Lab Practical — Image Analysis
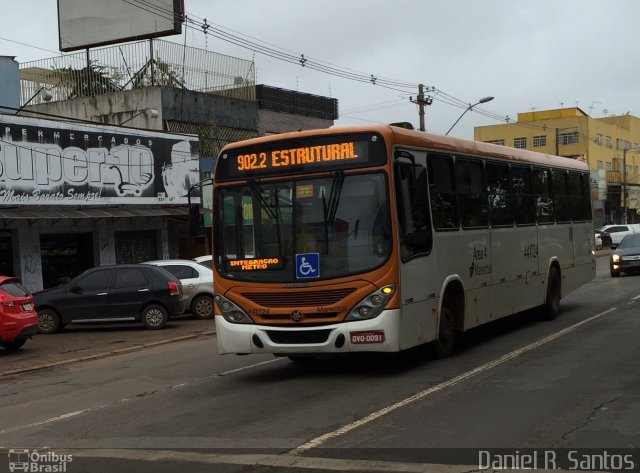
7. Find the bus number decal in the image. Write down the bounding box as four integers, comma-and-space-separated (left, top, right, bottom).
524, 242, 538, 259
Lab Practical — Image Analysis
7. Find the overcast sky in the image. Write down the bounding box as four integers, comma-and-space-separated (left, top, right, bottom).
2, 0, 640, 139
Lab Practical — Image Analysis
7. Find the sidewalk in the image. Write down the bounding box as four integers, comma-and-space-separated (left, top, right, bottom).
0, 316, 215, 377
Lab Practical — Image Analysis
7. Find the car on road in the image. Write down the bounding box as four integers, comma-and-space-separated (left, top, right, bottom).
594, 229, 603, 250
598, 224, 640, 249
0, 276, 38, 351
33, 264, 186, 333
193, 254, 212, 269
144, 259, 214, 319
610, 233, 640, 277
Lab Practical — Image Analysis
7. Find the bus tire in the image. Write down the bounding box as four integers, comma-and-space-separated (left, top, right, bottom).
433, 306, 456, 358
541, 267, 560, 321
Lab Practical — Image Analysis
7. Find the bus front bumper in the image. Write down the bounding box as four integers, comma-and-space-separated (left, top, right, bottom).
215, 309, 401, 355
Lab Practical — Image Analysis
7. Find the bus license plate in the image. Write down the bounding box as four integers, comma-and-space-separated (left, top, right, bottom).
350, 330, 385, 344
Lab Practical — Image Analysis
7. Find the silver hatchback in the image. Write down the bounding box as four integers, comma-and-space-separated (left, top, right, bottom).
144, 260, 214, 319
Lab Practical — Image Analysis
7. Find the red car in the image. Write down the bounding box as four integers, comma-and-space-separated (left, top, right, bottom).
0, 276, 38, 351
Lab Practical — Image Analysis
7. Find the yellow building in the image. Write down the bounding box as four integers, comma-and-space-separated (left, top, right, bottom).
474, 107, 640, 226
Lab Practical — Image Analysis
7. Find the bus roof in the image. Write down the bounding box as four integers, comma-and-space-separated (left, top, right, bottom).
219, 124, 589, 172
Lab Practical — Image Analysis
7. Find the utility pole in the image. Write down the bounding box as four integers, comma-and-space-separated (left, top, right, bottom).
623, 146, 628, 224
410, 84, 433, 132
555, 128, 561, 156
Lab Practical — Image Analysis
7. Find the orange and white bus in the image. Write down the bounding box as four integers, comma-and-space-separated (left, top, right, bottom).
211, 125, 595, 358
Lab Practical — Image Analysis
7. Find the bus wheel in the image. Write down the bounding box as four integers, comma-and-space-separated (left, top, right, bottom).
541, 267, 560, 321
433, 306, 455, 358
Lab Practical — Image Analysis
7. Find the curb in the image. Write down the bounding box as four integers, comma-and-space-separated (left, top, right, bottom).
0, 329, 216, 377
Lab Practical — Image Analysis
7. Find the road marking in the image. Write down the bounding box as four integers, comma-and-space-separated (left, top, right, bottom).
0, 358, 282, 437
290, 308, 617, 455
632, 294, 640, 301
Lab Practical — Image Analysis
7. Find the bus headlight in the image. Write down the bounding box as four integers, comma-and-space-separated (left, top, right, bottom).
215, 294, 254, 324
346, 285, 395, 321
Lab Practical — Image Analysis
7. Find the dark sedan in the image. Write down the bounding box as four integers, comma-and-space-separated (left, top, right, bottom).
34, 264, 186, 333
610, 233, 640, 277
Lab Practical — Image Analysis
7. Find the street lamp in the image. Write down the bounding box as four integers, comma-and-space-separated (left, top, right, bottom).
445, 96, 494, 136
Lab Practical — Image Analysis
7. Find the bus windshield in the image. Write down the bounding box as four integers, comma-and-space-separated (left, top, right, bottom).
215, 171, 391, 282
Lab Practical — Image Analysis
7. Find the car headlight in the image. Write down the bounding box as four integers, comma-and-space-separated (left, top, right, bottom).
214, 294, 254, 324
346, 285, 395, 321
612, 254, 620, 263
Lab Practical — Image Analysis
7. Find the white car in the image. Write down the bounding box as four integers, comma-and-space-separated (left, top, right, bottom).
598, 224, 640, 249
594, 230, 603, 250
144, 259, 214, 319
193, 254, 212, 269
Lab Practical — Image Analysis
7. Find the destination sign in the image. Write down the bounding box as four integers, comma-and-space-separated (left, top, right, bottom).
215, 132, 387, 181
228, 258, 282, 271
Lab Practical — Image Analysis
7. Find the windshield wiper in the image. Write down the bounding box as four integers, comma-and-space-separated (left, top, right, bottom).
247, 179, 283, 257
321, 170, 345, 253
327, 170, 344, 224
248, 179, 277, 220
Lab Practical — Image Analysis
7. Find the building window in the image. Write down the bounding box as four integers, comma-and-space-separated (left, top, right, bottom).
533, 135, 546, 147
514, 137, 527, 149
606, 136, 612, 148
605, 162, 611, 171
486, 139, 504, 146
560, 132, 579, 145
595, 134, 602, 145
597, 160, 603, 170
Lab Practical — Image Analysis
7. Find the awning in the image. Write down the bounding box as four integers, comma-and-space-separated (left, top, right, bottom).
0, 206, 190, 220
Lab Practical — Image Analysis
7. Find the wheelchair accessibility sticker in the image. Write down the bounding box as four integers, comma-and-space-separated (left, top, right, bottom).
296, 253, 320, 279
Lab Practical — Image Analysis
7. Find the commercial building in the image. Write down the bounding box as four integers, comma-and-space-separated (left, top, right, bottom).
0, 40, 337, 291
475, 107, 640, 226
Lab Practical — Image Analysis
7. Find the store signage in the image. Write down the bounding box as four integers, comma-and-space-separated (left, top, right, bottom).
0, 116, 200, 205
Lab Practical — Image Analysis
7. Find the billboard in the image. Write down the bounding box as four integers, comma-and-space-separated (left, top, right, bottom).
57, 0, 184, 52
0, 114, 199, 205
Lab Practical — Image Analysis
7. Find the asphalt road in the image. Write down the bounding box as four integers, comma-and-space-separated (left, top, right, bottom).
2, 250, 639, 473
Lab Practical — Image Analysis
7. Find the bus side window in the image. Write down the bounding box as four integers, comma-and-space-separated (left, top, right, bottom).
533, 168, 554, 223
456, 157, 489, 228
486, 162, 512, 227
429, 154, 459, 230
394, 159, 432, 260
552, 170, 571, 223
511, 166, 535, 225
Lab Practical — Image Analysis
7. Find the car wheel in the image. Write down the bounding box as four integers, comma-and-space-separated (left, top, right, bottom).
611, 269, 621, 277
1, 338, 27, 351
540, 267, 561, 321
141, 304, 168, 330
38, 308, 62, 334
191, 294, 214, 319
